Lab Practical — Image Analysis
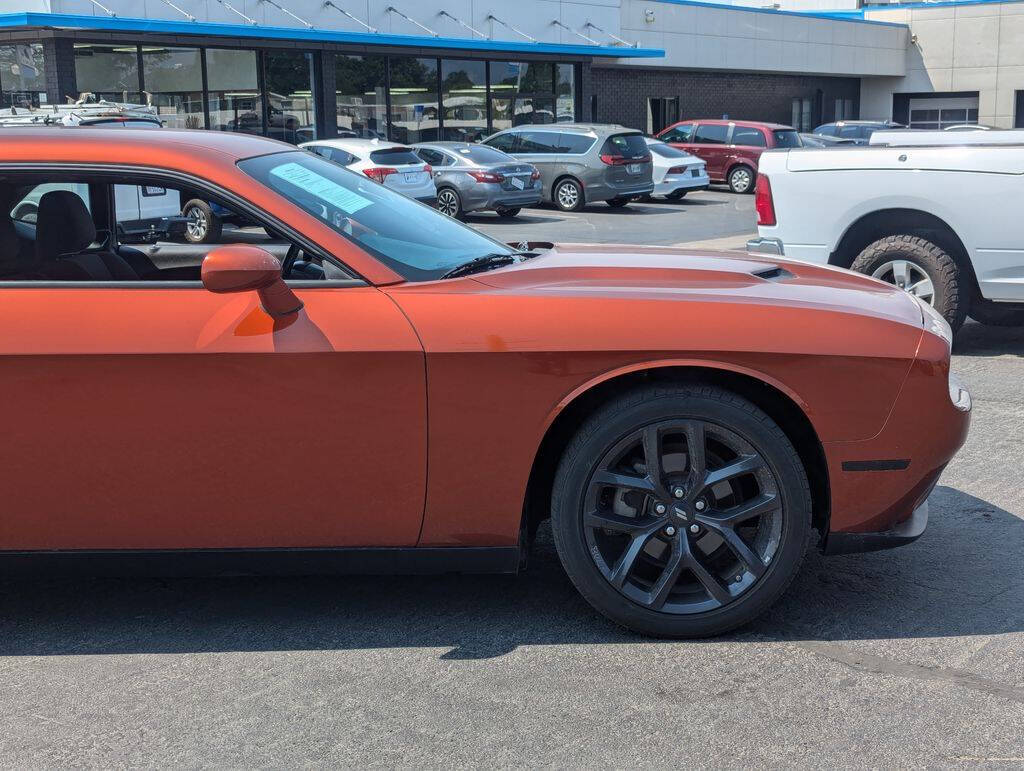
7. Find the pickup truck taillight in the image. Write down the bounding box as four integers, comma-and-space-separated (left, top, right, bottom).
755, 173, 776, 227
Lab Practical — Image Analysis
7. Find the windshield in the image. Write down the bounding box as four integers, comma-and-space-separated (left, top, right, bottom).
772, 130, 802, 148
601, 133, 649, 159
368, 147, 422, 165
238, 151, 512, 281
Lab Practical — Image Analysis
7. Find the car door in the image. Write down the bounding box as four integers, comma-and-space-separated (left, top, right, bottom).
728, 125, 768, 172
0, 170, 427, 552
691, 123, 732, 180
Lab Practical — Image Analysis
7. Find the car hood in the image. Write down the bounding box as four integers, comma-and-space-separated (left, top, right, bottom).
471, 243, 924, 328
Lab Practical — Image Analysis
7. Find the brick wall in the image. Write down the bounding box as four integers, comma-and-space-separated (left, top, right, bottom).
590, 66, 860, 132
42, 38, 77, 106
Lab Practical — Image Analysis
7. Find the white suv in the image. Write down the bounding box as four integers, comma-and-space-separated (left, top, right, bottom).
300, 138, 436, 204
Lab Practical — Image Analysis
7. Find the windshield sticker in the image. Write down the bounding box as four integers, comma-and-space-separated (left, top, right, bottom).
269, 162, 372, 214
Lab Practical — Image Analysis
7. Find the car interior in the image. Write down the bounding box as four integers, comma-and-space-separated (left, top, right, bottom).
0, 176, 339, 283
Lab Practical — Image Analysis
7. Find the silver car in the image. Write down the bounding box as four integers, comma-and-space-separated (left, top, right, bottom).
413, 142, 541, 219
481, 124, 654, 212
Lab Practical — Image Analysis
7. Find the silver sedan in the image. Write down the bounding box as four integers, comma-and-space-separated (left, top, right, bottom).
412, 142, 541, 219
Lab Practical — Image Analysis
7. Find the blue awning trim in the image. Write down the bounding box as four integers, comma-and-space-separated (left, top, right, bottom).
0, 12, 665, 58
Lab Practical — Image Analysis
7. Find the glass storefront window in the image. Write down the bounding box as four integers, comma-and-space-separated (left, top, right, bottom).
335, 54, 387, 139
489, 61, 556, 130
441, 59, 486, 142
0, 44, 46, 108
206, 49, 262, 136
264, 50, 316, 144
556, 63, 575, 124
388, 57, 439, 143
74, 44, 141, 103
142, 46, 204, 129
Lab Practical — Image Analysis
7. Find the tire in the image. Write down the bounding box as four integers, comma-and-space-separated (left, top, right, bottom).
182, 199, 222, 245
553, 178, 585, 212
727, 165, 755, 194
436, 187, 463, 219
495, 207, 521, 218
551, 384, 812, 638
850, 235, 966, 333
665, 190, 687, 201
606, 198, 630, 208
969, 299, 1024, 327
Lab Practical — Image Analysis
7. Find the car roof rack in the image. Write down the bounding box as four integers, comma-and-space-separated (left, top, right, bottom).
0, 94, 161, 128
869, 129, 1024, 147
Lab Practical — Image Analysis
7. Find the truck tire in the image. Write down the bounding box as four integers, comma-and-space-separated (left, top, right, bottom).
969, 299, 1024, 327
183, 199, 223, 245
850, 235, 966, 333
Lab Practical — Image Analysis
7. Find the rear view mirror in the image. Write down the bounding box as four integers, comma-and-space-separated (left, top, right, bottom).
201, 245, 303, 318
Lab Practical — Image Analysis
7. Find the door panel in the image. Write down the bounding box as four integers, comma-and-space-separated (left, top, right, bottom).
0, 286, 426, 550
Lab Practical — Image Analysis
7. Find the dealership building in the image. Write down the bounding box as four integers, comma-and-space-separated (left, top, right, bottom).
0, 0, 1019, 145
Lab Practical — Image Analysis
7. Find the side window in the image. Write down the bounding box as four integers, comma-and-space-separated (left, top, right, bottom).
485, 132, 518, 153
731, 126, 768, 147
0, 175, 349, 284
416, 148, 446, 166
11, 183, 90, 224
693, 124, 729, 145
838, 125, 861, 139
555, 133, 596, 154
660, 124, 694, 143
816, 124, 837, 137
517, 131, 559, 153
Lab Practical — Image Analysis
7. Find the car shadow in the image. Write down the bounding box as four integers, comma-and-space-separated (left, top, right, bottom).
1, 487, 1020, 659
953, 320, 1024, 357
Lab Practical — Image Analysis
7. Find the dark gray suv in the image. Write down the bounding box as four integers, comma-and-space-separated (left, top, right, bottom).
482, 124, 654, 211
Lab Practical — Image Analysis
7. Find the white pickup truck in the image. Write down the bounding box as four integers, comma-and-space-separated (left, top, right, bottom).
748, 129, 1024, 332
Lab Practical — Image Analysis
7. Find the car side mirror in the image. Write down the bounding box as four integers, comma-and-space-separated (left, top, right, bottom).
201, 245, 304, 318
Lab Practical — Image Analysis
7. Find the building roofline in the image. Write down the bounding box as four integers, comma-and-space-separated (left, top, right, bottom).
0, 12, 665, 58
651, 0, 909, 27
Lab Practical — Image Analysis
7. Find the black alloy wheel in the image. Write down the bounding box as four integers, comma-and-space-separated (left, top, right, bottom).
552, 385, 811, 637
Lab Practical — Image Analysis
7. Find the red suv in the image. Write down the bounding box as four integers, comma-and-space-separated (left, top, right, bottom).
656, 119, 802, 194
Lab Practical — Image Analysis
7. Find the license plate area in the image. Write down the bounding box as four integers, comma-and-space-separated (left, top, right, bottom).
626, 163, 642, 175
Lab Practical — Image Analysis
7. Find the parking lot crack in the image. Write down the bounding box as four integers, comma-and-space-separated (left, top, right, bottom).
793, 641, 1024, 705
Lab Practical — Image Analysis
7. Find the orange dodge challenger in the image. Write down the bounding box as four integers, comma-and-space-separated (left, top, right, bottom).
0, 128, 969, 637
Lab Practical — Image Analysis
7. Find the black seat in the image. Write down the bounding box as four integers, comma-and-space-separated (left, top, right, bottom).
0, 187, 37, 279
35, 190, 139, 281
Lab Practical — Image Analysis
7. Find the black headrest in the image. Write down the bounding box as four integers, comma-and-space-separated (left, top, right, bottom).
35, 190, 96, 260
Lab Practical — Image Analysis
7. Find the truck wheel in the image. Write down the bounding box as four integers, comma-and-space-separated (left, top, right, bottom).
727, 166, 755, 194
183, 200, 223, 245
551, 384, 812, 638
850, 235, 966, 333
969, 299, 1024, 327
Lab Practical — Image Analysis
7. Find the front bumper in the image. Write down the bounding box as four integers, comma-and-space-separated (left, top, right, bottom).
746, 236, 785, 256
824, 499, 929, 555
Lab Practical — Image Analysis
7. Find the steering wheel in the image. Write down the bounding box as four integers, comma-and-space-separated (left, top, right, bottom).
281, 242, 302, 279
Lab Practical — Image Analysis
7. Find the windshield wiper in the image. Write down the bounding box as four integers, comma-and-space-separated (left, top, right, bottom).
440, 251, 535, 279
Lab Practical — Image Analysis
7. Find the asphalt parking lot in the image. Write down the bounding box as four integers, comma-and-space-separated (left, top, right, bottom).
470, 187, 756, 247
2, 194, 1022, 767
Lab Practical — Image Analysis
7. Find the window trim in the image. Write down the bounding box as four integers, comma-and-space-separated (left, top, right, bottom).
0, 162, 367, 289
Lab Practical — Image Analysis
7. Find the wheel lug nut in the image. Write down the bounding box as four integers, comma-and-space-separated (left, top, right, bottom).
695, 499, 707, 511
665, 526, 676, 536
689, 524, 700, 534
672, 487, 685, 499
654, 503, 667, 515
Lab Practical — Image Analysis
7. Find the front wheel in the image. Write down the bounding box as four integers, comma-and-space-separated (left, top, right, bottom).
551, 384, 811, 638
727, 166, 755, 194
495, 206, 521, 218
850, 235, 965, 332
553, 178, 585, 212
